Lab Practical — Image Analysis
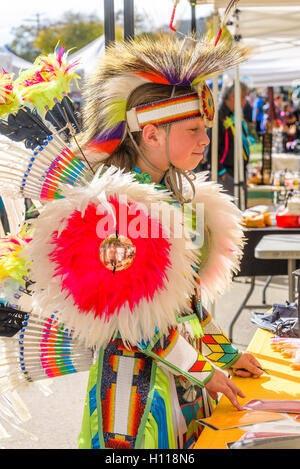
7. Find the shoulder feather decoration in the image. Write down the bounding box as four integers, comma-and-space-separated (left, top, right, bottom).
24, 167, 200, 348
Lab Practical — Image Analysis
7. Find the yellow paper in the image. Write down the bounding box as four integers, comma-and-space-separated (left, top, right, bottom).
198, 410, 287, 431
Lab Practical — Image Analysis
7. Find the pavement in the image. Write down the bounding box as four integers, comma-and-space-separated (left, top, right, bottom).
0, 274, 292, 449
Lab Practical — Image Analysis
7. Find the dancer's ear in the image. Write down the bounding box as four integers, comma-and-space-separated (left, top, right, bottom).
142, 124, 165, 148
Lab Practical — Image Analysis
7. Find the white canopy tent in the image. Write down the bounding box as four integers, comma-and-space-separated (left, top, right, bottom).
193, 1, 300, 208
0, 45, 31, 74
225, 6, 300, 87
69, 35, 105, 80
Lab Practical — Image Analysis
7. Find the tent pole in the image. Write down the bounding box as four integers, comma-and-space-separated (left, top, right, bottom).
210, 4, 219, 320
211, 7, 219, 184
104, 0, 115, 48
124, 0, 135, 41
233, 9, 245, 210
234, 66, 245, 210
191, 2, 197, 35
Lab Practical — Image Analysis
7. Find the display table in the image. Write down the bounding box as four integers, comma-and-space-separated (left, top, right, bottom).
194, 328, 300, 449
255, 234, 300, 302
272, 153, 300, 172
229, 227, 300, 341
247, 184, 277, 208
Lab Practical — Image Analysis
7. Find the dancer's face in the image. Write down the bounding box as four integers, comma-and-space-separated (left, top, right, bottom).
138, 117, 210, 182
164, 117, 210, 171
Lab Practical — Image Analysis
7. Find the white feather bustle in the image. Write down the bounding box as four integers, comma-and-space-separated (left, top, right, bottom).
24, 166, 200, 349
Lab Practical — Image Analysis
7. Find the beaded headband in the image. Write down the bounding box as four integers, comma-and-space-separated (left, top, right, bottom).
126, 82, 215, 133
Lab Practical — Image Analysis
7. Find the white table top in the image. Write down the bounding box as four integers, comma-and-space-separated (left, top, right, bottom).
255, 234, 300, 260
272, 152, 300, 172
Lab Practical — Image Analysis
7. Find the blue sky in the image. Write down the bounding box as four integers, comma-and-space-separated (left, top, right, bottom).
0, 0, 213, 46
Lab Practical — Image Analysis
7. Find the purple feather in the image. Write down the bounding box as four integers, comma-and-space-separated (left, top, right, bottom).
93, 121, 125, 143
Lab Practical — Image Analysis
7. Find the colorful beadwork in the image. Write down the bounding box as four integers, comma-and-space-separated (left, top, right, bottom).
100, 339, 152, 449
199, 82, 214, 125
200, 313, 241, 368
133, 94, 201, 130
148, 329, 214, 387
17, 313, 93, 381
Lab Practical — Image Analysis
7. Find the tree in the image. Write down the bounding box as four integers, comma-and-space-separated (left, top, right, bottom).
34, 12, 105, 54
9, 9, 162, 63
9, 12, 107, 61
9, 24, 41, 63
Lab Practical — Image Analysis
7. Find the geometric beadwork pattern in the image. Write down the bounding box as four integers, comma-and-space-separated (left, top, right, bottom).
152, 328, 179, 358
188, 353, 213, 373
152, 330, 213, 386
181, 396, 205, 449
200, 314, 240, 368
175, 377, 205, 450
100, 339, 152, 449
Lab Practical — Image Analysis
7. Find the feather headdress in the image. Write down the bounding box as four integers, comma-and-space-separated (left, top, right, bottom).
79, 35, 249, 158
214, 0, 241, 45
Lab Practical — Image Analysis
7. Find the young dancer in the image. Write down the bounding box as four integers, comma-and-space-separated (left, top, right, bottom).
73, 36, 262, 449
0, 35, 261, 449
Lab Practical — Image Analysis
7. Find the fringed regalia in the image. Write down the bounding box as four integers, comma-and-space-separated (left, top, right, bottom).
0, 30, 249, 448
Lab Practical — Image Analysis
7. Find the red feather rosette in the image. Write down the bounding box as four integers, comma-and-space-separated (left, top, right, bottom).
25, 167, 199, 347
49, 197, 172, 321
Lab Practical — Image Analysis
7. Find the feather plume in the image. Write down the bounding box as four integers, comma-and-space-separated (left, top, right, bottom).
220, 0, 240, 28
182, 171, 245, 306
0, 47, 90, 202
214, 0, 240, 46
169, 0, 180, 32
0, 312, 93, 396
0, 70, 21, 118
0, 133, 91, 202
15, 46, 80, 116
24, 166, 200, 348
0, 236, 31, 287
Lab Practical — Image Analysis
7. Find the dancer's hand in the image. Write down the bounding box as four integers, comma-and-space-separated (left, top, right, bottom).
230, 352, 264, 378
205, 368, 245, 410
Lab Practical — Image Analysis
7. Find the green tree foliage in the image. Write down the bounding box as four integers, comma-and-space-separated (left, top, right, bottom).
9, 12, 107, 61
9, 23, 41, 63
34, 12, 105, 54
9, 9, 163, 63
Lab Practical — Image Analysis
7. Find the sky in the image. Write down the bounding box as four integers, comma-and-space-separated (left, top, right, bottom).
0, 0, 214, 46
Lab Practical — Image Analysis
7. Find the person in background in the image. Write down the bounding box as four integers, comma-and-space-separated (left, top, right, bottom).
243, 94, 253, 125
274, 93, 284, 125
281, 101, 297, 151
204, 82, 251, 201
252, 91, 264, 136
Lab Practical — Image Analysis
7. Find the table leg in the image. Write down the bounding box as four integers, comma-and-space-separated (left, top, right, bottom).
228, 277, 255, 342
297, 275, 300, 338
262, 275, 272, 304
288, 259, 296, 303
